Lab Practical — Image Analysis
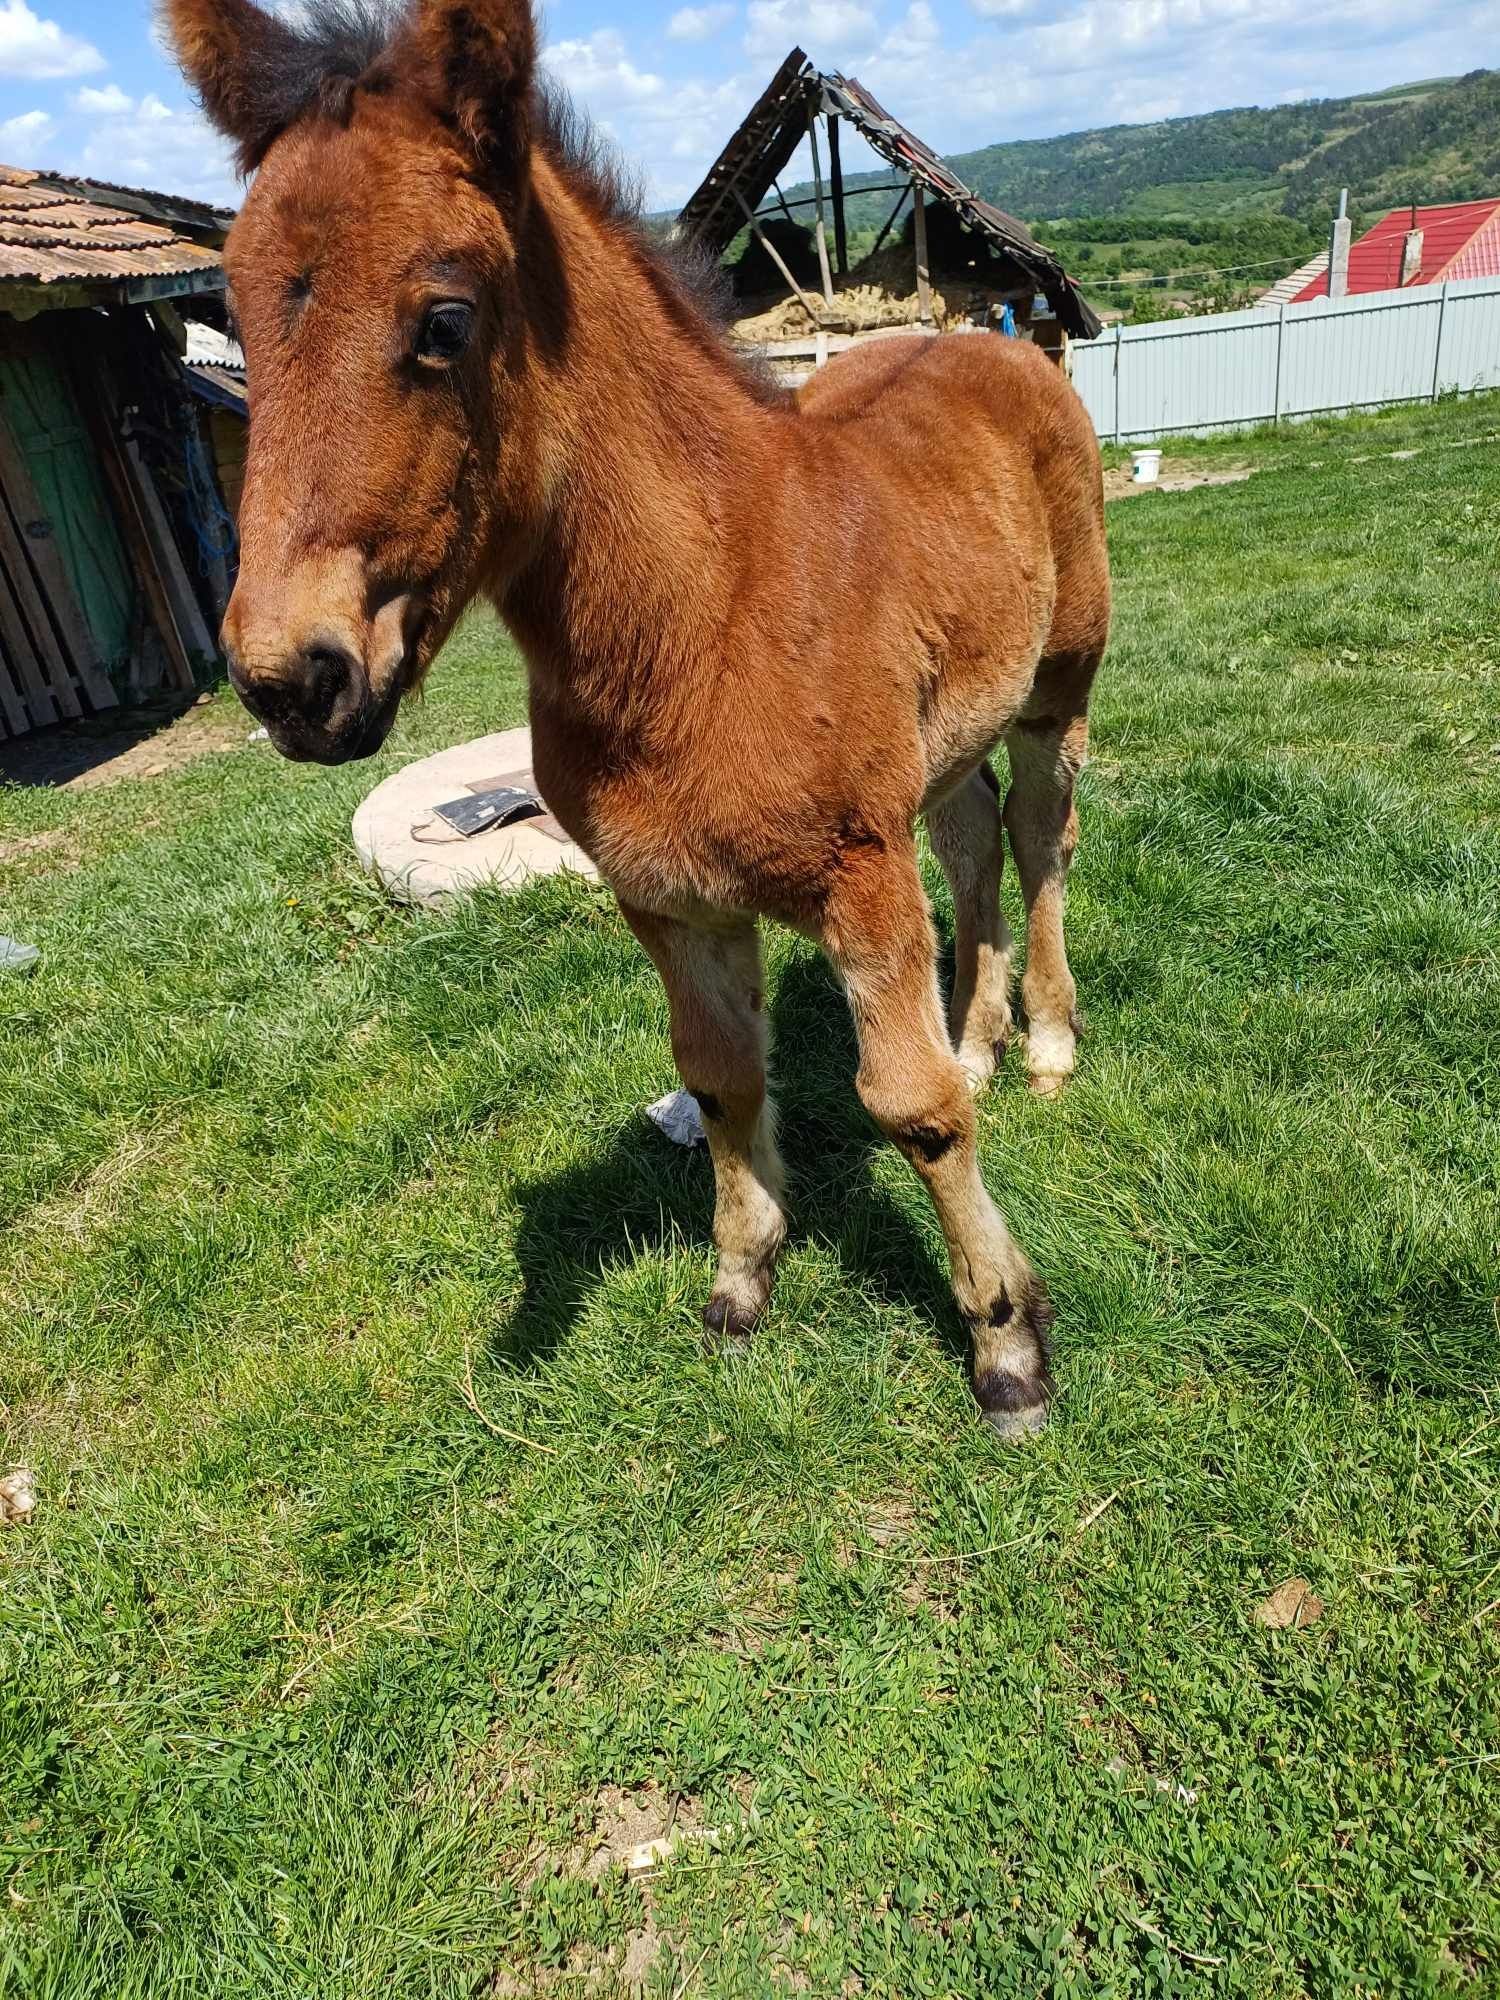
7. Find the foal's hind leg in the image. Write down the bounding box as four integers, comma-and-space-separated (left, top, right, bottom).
622, 908, 787, 1343
927, 765, 1013, 1093
1003, 703, 1091, 1097
820, 850, 1053, 1436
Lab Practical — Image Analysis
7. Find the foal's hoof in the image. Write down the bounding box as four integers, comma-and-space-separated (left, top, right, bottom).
971, 1278, 1055, 1440
973, 1369, 1053, 1441
982, 1396, 1050, 1441
702, 1294, 756, 1355
958, 1034, 1009, 1096
1026, 1027, 1075, 1098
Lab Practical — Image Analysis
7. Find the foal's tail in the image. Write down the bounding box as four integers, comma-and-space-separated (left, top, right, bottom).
979, 758, 1002, 799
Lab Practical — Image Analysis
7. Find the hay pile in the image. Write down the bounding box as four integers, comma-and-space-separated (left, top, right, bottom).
727, 204, 1037, 342
731, 284, 962, 341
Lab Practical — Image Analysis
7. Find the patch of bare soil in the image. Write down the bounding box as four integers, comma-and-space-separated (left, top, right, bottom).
834, 1497, 958, 1621
712, 1557, 801, 1658
0, 825, 83, 873
0, 689, 252, 791
1104, 462, 1256, 502
488, 1779, 760, 1994
572, 1782, 707, 1882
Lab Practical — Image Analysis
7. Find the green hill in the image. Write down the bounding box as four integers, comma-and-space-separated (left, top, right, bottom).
732, 67, 1499, 321
769, 67, 1499, 236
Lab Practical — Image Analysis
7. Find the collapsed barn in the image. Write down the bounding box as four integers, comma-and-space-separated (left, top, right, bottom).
677, 51, 1100, 374
0, 165, 241, 740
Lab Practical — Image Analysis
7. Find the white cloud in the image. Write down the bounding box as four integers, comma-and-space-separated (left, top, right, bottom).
881, 0, 942, 60
0, 106, 55, 154
853, 0, 1500, 165
23, 0, 1494, 234
71, 81, 132, 115
744, 0, 878, 59
64, 91, 237, 205
667, 4, 735, 41
543, 29, 664, 106
0, 0, 103, 79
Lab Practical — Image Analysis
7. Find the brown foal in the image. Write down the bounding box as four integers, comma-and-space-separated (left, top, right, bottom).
166, 0, 1110, 1436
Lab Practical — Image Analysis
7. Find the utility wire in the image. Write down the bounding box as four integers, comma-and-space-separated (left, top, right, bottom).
1074, 255, 1314, 289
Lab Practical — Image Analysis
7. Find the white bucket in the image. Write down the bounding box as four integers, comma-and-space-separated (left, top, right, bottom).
1131, 447, 1163, 485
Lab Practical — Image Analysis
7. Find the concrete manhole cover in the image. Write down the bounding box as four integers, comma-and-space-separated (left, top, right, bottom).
353, 726, 599, 909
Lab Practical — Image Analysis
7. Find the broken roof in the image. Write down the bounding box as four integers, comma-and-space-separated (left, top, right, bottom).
0, 165, 227, 307
676, 49, 1101, 341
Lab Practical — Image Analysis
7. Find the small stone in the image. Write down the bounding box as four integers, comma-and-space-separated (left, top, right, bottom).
1253, 1577, 1324, 1630
1, 1469, 37, 1525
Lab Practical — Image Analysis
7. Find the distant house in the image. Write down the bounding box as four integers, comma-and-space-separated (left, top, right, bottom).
0, 163, 240, 739
1289, 198, 1500, 303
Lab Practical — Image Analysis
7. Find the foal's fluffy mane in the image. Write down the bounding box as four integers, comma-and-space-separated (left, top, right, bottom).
231, 0, 406, 150
217, 0, 757, 378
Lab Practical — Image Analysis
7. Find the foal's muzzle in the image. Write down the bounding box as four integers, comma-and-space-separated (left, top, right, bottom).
222, 575, 422, 766
227, 639, 400, 765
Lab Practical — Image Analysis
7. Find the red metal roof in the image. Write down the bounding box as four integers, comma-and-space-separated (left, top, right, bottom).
1291, 198, 1500, 302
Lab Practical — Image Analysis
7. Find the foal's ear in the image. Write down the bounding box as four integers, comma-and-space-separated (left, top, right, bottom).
405, 0, 538, 159
159, 0, 300, 159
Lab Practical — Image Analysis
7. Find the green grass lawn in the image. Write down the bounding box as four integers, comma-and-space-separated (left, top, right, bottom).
3, 393, 1498, 1999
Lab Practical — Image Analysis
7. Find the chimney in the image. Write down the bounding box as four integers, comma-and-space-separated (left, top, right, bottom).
1328, 188, 1351, 299
1400, 202, 1424, 285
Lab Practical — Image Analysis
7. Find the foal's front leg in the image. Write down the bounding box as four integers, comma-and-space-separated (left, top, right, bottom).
820, 850, 1054, 1436
622, 908, 788, 1343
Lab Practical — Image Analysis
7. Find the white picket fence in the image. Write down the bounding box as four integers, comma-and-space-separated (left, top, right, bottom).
1068, 275, 1500, 441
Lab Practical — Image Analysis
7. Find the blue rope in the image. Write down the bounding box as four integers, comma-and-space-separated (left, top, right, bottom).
182, 426, 237, 575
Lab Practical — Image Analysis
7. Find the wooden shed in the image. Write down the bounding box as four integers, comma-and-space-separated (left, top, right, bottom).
678, 51, 1100, 380
0, 165, 238, 739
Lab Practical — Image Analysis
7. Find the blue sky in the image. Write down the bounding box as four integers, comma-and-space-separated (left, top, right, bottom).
0, 0, 1496, 211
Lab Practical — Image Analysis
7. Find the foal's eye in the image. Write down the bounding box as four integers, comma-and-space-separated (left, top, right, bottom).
414, 302, 474, 365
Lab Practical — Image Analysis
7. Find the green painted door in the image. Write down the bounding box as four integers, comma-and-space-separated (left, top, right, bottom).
0, 333, 135, 674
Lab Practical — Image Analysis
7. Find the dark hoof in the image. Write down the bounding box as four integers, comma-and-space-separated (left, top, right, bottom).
971, 1278, 1056, 1441
982, 1397, 1050, 1441
1069, 1007, 1086, 1040
971, 1366, 1053, 1441
702, 1294, 756, 1354
993, 1033, 1009, 1066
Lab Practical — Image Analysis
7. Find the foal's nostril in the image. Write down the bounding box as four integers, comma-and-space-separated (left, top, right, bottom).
298, 643, 359, 727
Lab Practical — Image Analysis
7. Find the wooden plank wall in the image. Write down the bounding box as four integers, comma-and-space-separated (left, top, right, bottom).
0, 407, 117, 741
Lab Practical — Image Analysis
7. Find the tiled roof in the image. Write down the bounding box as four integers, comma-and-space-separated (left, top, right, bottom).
1257, 250, 1330, 307
1291, 198, 1500, 302
0, 164, 224, 290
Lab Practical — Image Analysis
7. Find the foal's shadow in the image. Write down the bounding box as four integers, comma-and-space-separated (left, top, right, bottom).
491, 949, 963, 1376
